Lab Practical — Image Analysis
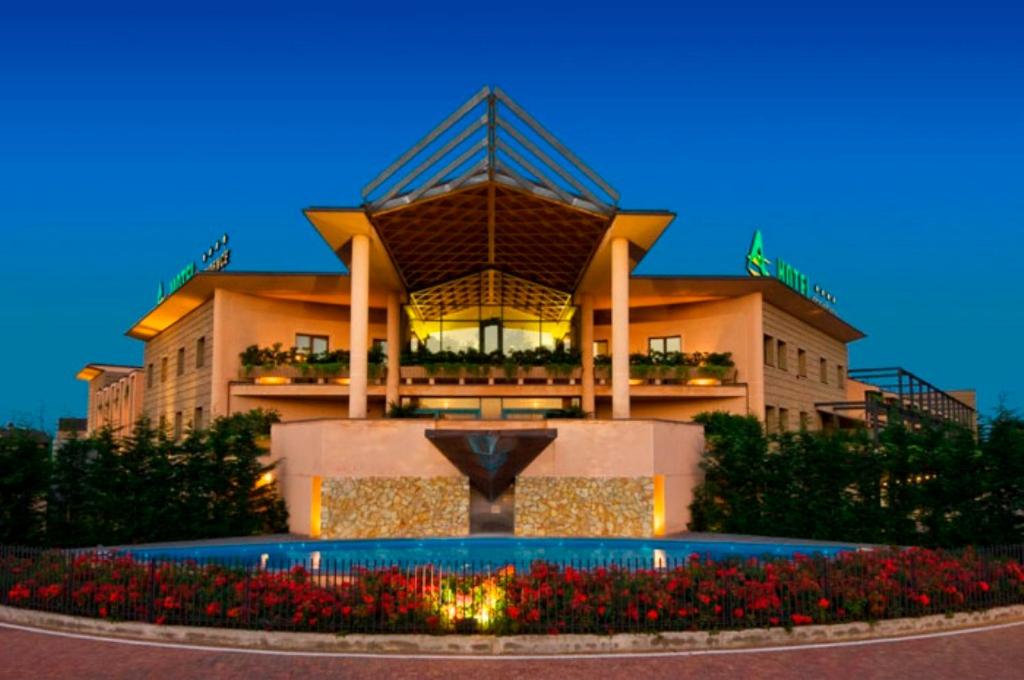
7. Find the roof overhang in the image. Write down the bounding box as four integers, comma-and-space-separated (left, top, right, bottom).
125, 272, 364, 340
303, 208, 404, 291
76, 364, 142, 382
576, 211, 676, 295
610, 275, 865, 343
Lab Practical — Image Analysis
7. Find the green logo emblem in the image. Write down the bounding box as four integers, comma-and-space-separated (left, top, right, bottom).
746, 230, 772, 277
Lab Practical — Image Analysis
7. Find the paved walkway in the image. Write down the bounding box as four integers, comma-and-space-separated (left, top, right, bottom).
2, 623, 1023, 679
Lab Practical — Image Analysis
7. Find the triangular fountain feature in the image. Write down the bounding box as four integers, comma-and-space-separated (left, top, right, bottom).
425, 429, 557, 502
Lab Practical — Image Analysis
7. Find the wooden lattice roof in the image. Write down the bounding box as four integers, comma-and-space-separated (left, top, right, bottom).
370, 182, 610, 293
407, 270, 574, 321
361, 87, 618, 294
305, 88, 676, 298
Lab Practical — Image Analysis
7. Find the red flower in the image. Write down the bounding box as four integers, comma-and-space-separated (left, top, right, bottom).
646, 610, 659, 621
205, 602, 222, 616
979, 581, 990, 592
507, 606, 521, 620
733, 607, 744, 618
818, 598, 830, 609
919, 594, 931, 606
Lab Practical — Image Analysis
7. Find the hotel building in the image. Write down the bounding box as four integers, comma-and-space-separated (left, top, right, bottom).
77, 88, 975, 539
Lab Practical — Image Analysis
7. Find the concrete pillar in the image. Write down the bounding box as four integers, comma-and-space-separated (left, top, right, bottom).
579, 293, 595, 416
348, 234, 370, 419
385, 290, 401, 410
611, 236, 630, 419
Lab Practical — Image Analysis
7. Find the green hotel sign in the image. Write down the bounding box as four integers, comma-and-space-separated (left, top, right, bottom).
156, 234, 231, 305
745, 230, 837, 306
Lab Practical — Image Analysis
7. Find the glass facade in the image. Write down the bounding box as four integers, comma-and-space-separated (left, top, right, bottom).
405, 270, 577, 354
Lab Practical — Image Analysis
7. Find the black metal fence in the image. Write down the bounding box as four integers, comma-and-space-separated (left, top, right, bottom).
2, 544, 1023, 635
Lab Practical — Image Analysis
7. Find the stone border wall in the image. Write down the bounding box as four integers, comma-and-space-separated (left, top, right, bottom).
320, 477, 469, 538
3, 604, 1022, 656
515, 477, 654, 537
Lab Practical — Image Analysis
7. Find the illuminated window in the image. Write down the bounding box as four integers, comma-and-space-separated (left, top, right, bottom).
648, 336, 682, 354
296, 333, 329, 355
820, 357, 828, 384
797, 348, 807, 377
593, 339, 609, 357
177, 347, 185, 376
195, 337, 205, 368
777, 340, 788, 371
763, 335, 775, 366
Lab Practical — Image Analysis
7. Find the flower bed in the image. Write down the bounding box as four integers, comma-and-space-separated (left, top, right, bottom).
1, 547, 1022, 635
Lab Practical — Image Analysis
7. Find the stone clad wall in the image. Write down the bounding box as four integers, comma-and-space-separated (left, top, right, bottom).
515, 477, 654, 537
320, 477, 469, 538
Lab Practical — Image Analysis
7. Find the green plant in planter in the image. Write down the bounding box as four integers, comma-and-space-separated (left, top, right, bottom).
386, 400, 420, 418
544, 404, 591, 419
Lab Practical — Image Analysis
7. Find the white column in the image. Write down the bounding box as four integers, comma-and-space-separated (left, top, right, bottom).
611, 236, 630, 419
348, 234, 370, 419
385, 290, 401, 410
580, 293, 595, 417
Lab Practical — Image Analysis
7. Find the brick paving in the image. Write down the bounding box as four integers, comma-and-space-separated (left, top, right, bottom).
1, 624, 1023, 680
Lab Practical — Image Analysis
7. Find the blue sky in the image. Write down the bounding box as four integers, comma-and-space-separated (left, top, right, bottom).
1, 1, 1021, 429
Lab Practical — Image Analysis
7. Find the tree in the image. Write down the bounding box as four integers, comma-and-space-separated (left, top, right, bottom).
0, 428, 50, 545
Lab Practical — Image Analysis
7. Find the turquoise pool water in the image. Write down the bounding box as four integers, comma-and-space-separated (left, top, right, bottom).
127, 537, 855, 569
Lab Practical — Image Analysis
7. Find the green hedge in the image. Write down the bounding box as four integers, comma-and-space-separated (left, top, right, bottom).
688, 410, 1024, 547
2, 409, 288, 548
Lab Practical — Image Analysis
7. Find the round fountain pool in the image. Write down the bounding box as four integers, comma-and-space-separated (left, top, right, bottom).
127, 536, 857, 569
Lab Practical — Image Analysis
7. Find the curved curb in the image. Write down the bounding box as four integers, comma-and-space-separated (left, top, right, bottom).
2, 604, 1023, 657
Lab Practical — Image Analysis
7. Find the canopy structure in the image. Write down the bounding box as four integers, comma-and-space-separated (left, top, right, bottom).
306, 87, 673, 299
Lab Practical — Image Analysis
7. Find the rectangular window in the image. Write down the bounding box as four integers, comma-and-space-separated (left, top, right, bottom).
195, 337, 205, 368
173, 411, 183, 439
820, 357, 828, 384
763, 335, 775, 366
372, 338, 387, 357
593, 340, 609, 357
147, 363, 154, 387
797, 348, 807, 377
159, 414, 167, 433
648, 336, 682, 354
161, 357, 168, 383
779, 407, 789, 432
800, 411, 810, 430
777, 340, 788, 371
765, 406, 776, 434
295, 333, 329, 355
193, 407, 204, 430
837, 365, 845, 389
177, 347, 185, 376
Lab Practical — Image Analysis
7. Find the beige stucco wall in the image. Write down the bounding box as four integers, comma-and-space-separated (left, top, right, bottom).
762, 301, 848, 430
87, 369, 145, 435
594, 294, 765, 419
270, 418, 704, 538
142, 300, 214, 433
210, 288, 387, 419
